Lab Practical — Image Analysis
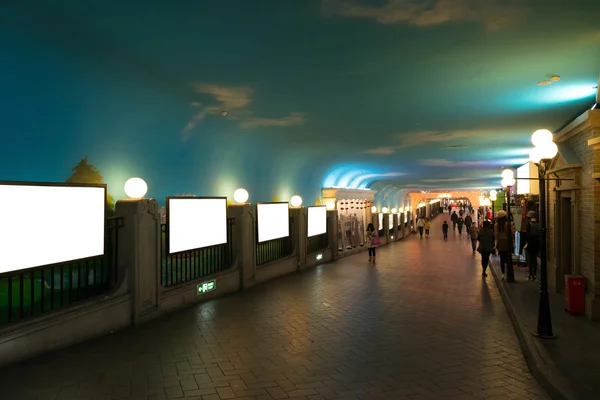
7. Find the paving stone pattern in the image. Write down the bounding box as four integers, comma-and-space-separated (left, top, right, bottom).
0, 214, 549, 400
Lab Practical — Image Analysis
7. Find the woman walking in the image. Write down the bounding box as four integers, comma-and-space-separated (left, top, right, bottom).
366, 223, 377, 263
469, 222, 479, 254
494, 210, 513, 280
477, 220, 495, 277
417, 216, 425, 238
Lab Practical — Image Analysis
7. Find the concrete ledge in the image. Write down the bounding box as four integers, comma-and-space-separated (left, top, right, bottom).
255, 256, 297, 285
489, 259, 574, 400
305, 248, 332, 269
159, 268, 241, 315
0, 293, 132, 367
334, 245, 367, 260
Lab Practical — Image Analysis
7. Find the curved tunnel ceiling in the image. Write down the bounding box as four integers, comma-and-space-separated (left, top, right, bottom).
0, 1, 598, 203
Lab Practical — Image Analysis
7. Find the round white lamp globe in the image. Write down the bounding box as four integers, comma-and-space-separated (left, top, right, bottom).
490, 194, 497, 201
531, 129, 553, 147
290, 195, 303, 207
326, 200, 335, 210
371, 206, 377, 213
501, 169, 514, 179
382, 207, 389, 213
233, 188, 249, 203
124, 177, 148, 199
490, 190, 497, 196
540, 141, 558, 160
529, 147, 542, 163
391, 208, 397, 214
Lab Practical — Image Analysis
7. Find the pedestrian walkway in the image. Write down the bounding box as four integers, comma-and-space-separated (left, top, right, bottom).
0, 215, 549, 400
490, 259, 600, 400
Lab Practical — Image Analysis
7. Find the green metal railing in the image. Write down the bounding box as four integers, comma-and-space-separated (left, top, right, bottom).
256, 217, 294, 266
307, 233, 328, 254
161, 218, 235, 287
0, 217, 123, 327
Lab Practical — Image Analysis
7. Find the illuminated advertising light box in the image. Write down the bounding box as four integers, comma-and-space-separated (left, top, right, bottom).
307, 206, 327, 237
387, 215, 393, 230
257, 202, 289, 243
167, 197, 227, 254
0, 182, 106, 274
516, 162, 539, 195
378, 213, 383, 230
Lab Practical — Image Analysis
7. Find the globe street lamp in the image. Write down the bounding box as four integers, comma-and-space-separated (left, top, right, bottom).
489, 190, 497, 220
529, 129, 558, 339
501, 170, 516, 283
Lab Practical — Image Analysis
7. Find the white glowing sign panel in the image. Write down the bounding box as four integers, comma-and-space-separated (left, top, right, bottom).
517, 163, 531, 195
257, 203, 290, 242
168, 197, 227, 254
378, 213, 383, 230
0, 183, 106, 273
307, 206, 327, 237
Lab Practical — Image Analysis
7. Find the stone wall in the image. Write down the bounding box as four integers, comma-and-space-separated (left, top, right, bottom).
548, 109, 600, 319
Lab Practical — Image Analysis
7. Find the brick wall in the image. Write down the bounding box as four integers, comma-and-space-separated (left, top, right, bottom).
568, 129, 595, 290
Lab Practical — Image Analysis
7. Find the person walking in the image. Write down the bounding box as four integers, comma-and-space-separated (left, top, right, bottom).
442, 221, 449, 240
494, 210, 513, 280
417, 216, 425, 239
457, 215, 465, 236
477, 220, 495, 277
469, 222, 479, 254
525, 210, 540, 280
464, 214, 473, 234
366, 223, 377, 263
451, 211, 458, 231
424, 218, 432, 237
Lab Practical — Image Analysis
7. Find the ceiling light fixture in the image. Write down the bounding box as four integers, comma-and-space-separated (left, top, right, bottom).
537, 80, 551, 86
550, 75, 560, 82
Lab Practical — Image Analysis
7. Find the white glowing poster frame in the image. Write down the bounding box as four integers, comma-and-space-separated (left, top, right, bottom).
167, 197, 227, 254
307, 206, 327, 237
257, 202, 290, 243
378, 213, 383, 230
517, 163, 531, 194
0, 182, 106, 274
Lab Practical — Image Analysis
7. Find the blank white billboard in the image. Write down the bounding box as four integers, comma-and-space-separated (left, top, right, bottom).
517, 162, 531, 195
0, 183, 106, 274
307, 206, 327, 237
257, 203, 289, 242
168, 197, 227, 254
378, 213, 383, 230
387, 215, 393, 230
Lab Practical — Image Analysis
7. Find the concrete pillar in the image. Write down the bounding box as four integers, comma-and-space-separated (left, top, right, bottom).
327, 210, 339, 260
383, 214, 390, 244
291, 207, 307, 269
227, 204, 255, 288
115, 198, 161, 325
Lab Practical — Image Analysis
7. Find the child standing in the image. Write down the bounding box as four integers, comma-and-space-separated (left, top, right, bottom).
442, 221, 449, 240
424, 218, 432, 237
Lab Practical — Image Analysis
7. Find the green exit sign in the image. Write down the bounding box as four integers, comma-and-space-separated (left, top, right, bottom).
197, 280, 216, 295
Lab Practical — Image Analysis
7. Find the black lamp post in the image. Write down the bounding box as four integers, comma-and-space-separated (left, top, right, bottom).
530, 129, 558, 339
501, 171, 516, 283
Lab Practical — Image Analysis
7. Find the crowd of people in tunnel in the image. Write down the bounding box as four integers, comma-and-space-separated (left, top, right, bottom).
364, 199, 540, 282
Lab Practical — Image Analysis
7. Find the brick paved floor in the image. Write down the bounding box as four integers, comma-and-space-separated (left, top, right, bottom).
0, 213, 549, 400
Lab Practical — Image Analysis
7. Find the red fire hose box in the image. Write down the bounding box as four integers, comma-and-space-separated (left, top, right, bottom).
565, 275, 585, 315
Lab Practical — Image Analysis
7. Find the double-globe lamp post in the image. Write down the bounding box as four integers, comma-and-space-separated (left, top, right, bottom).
489, 190, 497, 220
529, 129, 558, 339
501, 170, 516, 283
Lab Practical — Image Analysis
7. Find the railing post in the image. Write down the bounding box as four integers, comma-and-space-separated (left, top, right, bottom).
228, 204, 256, 288
327, 210, 339, 260
290, 207, 307, 270
114, 198, 161, 325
